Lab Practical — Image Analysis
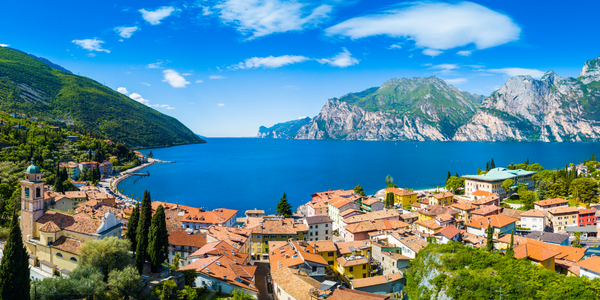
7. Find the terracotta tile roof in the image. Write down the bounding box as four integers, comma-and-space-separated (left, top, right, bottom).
328, 197, 356, 209
245, 209, 264, 214
432, 192, 454, 199
340, 209, 363, 218
36, 211, 104, 235
51, 236, 83, 255
38, 221, 61, 233
451, 202, 477, 211
535, 198, 569, 207
548, 207, 579, 215
308, 201, 329, 210
362, 198, 380, 205
271, 267, 321, 300
399, 212, 418, 221
415, 219, 442, 230
343, 210, 400, 225
307, 240, 337, 253
64, 191, 87, 199
190, 241, 248, 263
269, 241, 327, 272
344, 220, 409, 234
501, 208, 524, 219
391, 231, 429, 253
520, 209, 547, 218
578, 208, 597, 215
471, 190, 493, 197
385, 188, 416, 196
434, 225, 461, 239
207, 226, 250, 249
351, 273, 403, 288
381, 251, 412, 261
462, 231, 486, 247
337, 256, 368, 267
182, 207, 238, 225
312, 189, 356, 201
327, 287, 389, 300
496, 235, 585, 262
435, 213, 454, 222
465, 215, 517, 229
513, 243, 560, 262
249, 218, 307, 235
576, 256, 600, 274
471, 205, 502, 216
336, 241, 370, 255
474, 194, 500, 205
181, 255, 258, 292
168, 231, 207, 248
418, 205, 459, 217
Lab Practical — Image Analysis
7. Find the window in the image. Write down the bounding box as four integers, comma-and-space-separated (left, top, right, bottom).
349, 267, 354, 272
56, 253, 63, 258
310, 225, 313, 229
70, 257, 77, 262
325, 237, 328, 240
363, 274, 367, 278
315, 225, 319, 228
325, 224, 328, 227
325, 230, 328, 234
362, 265, 366, 269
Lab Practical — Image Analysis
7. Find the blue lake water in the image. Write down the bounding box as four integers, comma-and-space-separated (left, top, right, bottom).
118, 138, 600, 214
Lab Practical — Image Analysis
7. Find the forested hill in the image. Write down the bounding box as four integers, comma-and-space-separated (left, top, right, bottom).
0, 47, 204, 147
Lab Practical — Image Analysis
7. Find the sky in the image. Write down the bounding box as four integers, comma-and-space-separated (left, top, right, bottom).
1, 0, 599, 137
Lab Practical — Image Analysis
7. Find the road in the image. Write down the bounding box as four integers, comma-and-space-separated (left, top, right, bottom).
254, 262, 270, 300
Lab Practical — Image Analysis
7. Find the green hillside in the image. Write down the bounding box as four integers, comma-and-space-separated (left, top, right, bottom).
0, 47, 204, 147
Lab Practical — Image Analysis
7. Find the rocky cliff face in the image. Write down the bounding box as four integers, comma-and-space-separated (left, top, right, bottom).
257, 117, 311, 138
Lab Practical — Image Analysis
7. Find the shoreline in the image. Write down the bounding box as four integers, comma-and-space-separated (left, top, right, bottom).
105, 159, 157, 206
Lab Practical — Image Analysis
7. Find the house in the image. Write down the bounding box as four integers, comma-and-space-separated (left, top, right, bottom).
307, 240, 338, 266
271, 267, 322, 300
356, 197, 384, 213
577, 256, 600, 280
465, 215, 518, 237
306, 201, 329, 217
344, 220, 409, 241
311, 189, 356, 202
471, 205, 502, 219
513, 243, 560, 271
206, 226, 252, 255
385, 188, 417, 208
473, 194, 500, 207
269, 240, 328, 281
398, 212, 418, 224
328, 197, 361, 231
417, 205, 459, 221
471, 190, 494, 200
248, 218, 308, 261
389, 230, 429, 259
327, 287, 389, 300
578, 208, 597, 227
501, 208, 524, 222
335, 241, 372, 278
414, 219, 442, 235
463, 167, 536, 198
495, 235, 585, 263
78, 161, 99, 172
181, 255, 258, 297
59, 162, 81, 180
304, 216, 333, 241
428, 192, 454, 206
433, 225, 461, 244
351, 273, 404, 295
524, 232, 569, 246
99, 161, 113, 175
534, 198, 569, 211
370, 238, 410, 274
548, 207, 580, 232
168, 230, 208, 267
189, 240, 249, 266
245, 209, 264, 218
520, 210, 548, 231
451, 202, 477, 223
181, 207, 238, 229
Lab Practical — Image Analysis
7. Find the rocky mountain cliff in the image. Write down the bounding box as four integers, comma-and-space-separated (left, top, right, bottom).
257, 117, 310, 138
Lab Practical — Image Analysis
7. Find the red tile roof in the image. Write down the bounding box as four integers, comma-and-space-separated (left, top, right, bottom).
168, 231, 207, 248
465, 215, 517, 229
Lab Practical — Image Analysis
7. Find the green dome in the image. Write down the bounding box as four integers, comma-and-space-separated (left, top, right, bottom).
25, 160, 40, 174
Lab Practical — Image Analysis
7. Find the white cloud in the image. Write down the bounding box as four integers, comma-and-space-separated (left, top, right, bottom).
422, 49, 442, 57
216, 0, 332, 39
431, 64, 459, 71
162, 69, 190, 88
114, 26, 139, 38
316, 48, 358, 68
181, 73, 193, 76
147, 60, 167, 69
326, 2, 520, 51
117, 87, 130, 95
457, 50, 473, 56
87, 53, 97, 57
195, 80, 204, 83
129, 93, 150, 105
388, 44, 402, 49
209, 75, 227, 79
72, 39, 110, 53
141, 82, 151, 86
140, 6, 176, 25
443, 78, 468, 85
486, 68, 545, 79
0, 44, 9, 47
201, 6, 212, 16
217, 103, 225, 107
231, 55, 309, 70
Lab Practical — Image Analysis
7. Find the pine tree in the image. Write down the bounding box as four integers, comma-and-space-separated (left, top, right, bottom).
126, 202, 140, 252
486, 224, 494, 252
276, 193, 293, 217
148, 205, 169, 273
135, 190, 152, 274
0, 210, 30, 300
506, 230, 515, 258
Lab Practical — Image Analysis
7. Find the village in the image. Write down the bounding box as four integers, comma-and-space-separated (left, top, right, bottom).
2, 155, 600, 299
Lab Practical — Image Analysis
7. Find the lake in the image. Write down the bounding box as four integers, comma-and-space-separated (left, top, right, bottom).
118, 138, 600, 214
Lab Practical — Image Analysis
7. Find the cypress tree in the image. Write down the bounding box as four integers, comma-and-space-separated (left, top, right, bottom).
486, 224, 494, 252
135, 190, 152, 274
455, 172, 459, 178
490, 158, 496, 169
385, 192, 395, 208
126, 202, 140, 252
0, 210, 30, 300
486, 161, 490, 172
506, 230, 515, 258
526, 157, 530, 165
148, 205, 169, 273
446, 171, 451, 181
276, 193, 293, 217
593, 153, 596, 162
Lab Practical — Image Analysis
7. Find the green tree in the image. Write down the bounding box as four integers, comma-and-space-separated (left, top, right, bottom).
79, 236, 131, 281
0, 210, 30, 300
148, 205, 170, 273
32, 266, 106, 300
354, 185, 366, 196
108, 266, 142, 300
573, 232, 583, 248
172, 253, 181, 271
182, 269, 197, 286
535, 178, 549, 200
520, 190, 536, 211
276, 192, 293, 217
126, 202, 140, 252
445, 176, 465, 194
501, 179, 514, 196
176, 286, 198, 300
385, 192, 395, 208
569, 177, 598, 204
153, 279, 177, 300
446, 171, 451, 182
386, 175, 398, 188
232, 288, 254, 300
546, 179, 567, 199
136, 190, 153, 274
476, 167, 482, 175
490, 158, 495, 169
506, 230, 515, 258
486, 224, 494, 252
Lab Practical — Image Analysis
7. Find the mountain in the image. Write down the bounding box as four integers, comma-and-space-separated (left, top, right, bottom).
0, 47, 204, 147
8, 48, 73, 74
257, 117, 311, 138
454, 56, 600, 142
294, 76, 480, 141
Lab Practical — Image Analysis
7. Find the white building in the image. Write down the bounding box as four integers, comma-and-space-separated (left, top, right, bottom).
578, 256, 600, 280
304, 216, 333, 241
463, 167, 536, 199
520, 210, 548, 231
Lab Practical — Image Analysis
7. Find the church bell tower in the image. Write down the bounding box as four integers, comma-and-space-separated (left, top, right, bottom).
20, 159, 45, 241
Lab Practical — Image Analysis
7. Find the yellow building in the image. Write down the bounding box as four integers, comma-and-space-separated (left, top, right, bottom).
548, 207, 579, 232
385, 188, 417, 208
308, 240, 338, 266
428, 192, 454, 206
335, 241, 372, 279
248, 218, 308, 261
513, 243, 559, 271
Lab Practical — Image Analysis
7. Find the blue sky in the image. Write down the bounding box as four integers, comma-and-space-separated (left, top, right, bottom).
1, 0, 599, 137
